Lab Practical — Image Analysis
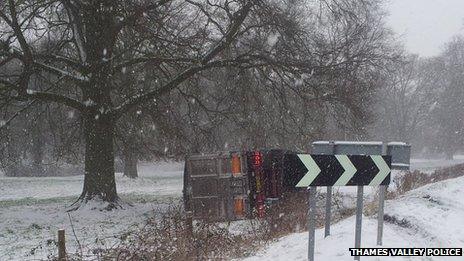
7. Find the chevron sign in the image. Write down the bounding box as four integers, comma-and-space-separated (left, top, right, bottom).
294, 154, 392, 187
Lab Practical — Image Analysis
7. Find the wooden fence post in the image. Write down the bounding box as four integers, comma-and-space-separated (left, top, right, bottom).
186, 211, 193, 236
58, 229, 66, 261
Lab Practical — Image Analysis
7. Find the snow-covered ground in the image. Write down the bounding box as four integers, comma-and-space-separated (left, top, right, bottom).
1, 157, 463, 260
0, 161, 183, 201
410, 155, 464, 173
0, 161, 183, 261
244, 174, 464, 261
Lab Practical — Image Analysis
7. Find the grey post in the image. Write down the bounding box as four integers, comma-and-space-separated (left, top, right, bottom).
377, 185, 386, 245
377, 142, 387, 246
308, 186, 317, 261
354, 185, 364, 261
325, 186, 332, 237
324, 141, 335, 237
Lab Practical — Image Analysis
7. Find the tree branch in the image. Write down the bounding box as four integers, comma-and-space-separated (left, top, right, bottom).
1, 78, 85, 111
112, 1, 255, 118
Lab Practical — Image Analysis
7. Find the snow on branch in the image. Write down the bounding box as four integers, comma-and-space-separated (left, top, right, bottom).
24, 91, 85, 111
34, 62, 89, 83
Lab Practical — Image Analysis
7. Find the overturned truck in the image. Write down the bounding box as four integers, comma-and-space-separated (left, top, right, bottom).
183, 150, 304, 221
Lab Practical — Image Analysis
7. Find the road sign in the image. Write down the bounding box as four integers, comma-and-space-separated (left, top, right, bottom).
294, 154, 391, 187
387, 142, 411, 170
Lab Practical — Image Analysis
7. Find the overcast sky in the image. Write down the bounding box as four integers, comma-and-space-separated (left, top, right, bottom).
386, 0, 464, 57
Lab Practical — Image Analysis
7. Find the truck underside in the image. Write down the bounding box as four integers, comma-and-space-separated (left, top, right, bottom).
183, 149, 304, 221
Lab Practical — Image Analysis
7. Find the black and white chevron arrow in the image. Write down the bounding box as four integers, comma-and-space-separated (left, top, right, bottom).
287, 154, 391, 187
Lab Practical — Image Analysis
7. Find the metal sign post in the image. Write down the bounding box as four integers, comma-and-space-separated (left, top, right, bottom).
354, 185, 364, 261
312, 141, 335, 238
377, 185, 386, 245
325, 186, 332, 237
308, 186, 317, 261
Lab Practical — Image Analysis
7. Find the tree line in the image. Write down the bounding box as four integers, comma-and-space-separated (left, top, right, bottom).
371, 36, 464, 159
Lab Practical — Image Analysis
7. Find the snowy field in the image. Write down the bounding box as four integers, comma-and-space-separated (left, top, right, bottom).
0, 157, 463, 260
244, 176, 464, 261
0, 161, 183, 261
410, 155, 464, 173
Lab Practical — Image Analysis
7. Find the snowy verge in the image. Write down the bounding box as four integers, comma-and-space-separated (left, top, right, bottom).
243, 176, 464, 261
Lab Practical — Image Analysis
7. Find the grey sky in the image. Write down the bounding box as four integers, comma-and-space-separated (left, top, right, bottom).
386, 0, 464, 57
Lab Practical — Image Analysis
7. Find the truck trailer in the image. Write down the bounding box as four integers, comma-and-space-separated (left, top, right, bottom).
183, 150, 304, 221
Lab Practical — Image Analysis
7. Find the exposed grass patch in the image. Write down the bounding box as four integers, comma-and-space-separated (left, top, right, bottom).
389, 163, 464, 199
92, 203, 269, 260
0, 196, 77, 208
0, 194, 178, 209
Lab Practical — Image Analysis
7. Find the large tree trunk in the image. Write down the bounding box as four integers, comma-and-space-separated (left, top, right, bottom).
75, 112, 119, 209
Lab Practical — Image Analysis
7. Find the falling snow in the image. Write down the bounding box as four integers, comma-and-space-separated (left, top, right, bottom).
67, 111, 75, 119
84, 99, 96, 107
267, 33, 279, 48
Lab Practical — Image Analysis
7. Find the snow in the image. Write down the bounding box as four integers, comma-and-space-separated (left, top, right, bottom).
26, 89, 36, 94
36, 62, 89, 82
429, 101, 438, 112
0, 161, 183, 260
334, 141, 383, 146
391, 163, 410, 168
385, 177, 464, 247
267, 33, 280, 48
1, 158, 463, 260
243, 176, 464, 261
410, 155, 464, 173
0, 162, 183, 202
387, 141, 409, 146
67, 111, 75, 119
83, 99, 96, 107
312, 141, 332, 145
243, 217, 429, 261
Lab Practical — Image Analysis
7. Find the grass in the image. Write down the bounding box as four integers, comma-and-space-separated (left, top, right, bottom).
0, 196, 77, 208
389, 163, 464, 199
0, 193, 178, 209
69, 191, 354, 261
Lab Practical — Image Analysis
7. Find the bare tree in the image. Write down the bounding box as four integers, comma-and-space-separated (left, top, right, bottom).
0, 0, 396, 209
430, 37, 464, 158
372, 55, 439, 144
